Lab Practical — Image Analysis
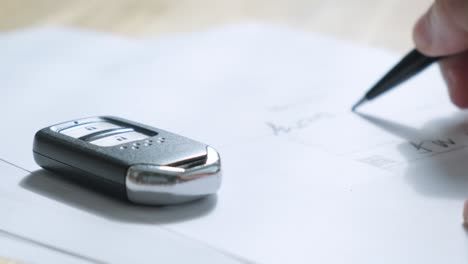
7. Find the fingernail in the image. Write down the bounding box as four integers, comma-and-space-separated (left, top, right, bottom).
414, 14, 431, 49
413, 4, 451, 56
414, 5, 436, 53
463, 200, 468, 227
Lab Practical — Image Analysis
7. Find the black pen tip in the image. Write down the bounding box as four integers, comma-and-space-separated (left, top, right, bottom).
351, 98, 366, 112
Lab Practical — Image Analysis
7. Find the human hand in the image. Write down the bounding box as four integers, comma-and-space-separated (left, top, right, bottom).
414, 0, 468, 108
464, 201, 468, 226
413, 0, 468, 225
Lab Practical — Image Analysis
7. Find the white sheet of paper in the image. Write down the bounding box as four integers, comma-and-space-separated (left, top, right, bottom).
0, 228, 99, 264
1, 24, 467, 263
0, 162, 245, 264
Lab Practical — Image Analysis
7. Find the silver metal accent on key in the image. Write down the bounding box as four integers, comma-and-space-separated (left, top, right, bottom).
126, 146, 221, 205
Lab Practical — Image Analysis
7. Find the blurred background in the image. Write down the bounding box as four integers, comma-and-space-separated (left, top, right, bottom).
0, 0, 432, 52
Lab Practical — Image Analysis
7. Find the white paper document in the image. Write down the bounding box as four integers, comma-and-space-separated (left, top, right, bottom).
0, 228, 100, 264
1, 24, 467, 263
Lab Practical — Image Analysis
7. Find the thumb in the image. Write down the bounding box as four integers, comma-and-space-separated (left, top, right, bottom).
414, 0, 468, 56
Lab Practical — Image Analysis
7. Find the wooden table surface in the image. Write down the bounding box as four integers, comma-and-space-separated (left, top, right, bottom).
0, 0, 433, 52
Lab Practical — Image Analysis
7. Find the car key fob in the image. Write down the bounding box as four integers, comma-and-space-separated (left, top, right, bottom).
33, 116, 222, 205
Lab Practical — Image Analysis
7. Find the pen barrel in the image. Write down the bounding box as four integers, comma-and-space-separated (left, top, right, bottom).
366, 49, 442, 100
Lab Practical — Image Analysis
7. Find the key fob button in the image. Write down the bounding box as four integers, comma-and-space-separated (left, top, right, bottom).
59, 122, 122, 139
89, 131, 150, 147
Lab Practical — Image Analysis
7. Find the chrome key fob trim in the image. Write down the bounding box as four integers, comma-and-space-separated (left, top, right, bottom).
126, 146, 221, 205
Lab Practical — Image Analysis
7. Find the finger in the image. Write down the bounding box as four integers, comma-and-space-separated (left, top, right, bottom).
414, 0, 468, 56
463, 200, 468, 226
440, 50, 468, 108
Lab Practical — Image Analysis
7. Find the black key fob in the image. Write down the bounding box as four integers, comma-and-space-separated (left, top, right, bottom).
33, 116, 222, 205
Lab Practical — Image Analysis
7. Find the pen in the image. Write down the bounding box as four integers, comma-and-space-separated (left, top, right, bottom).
352, 49, 445, 111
